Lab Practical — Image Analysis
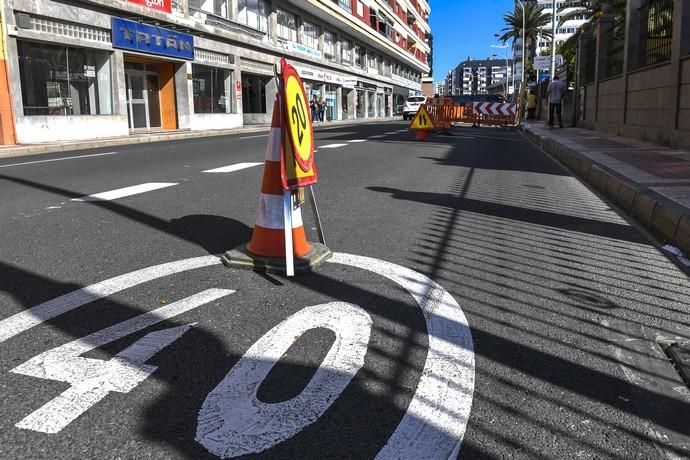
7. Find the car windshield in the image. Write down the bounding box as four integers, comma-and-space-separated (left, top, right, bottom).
407, 97, 425, 103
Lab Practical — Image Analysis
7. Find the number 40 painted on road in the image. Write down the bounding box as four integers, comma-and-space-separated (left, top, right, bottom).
2, 253, 474, 459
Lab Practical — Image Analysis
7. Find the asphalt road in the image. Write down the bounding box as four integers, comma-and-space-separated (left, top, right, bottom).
1, 121, 689, 459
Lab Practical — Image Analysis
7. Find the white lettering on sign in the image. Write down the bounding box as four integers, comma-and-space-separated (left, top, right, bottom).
12, 289, 234, 434
196, 302, 372, 457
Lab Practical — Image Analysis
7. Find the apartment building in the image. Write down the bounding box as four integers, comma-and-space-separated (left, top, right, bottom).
0, 0, 430, 144
449, 58, 512, 96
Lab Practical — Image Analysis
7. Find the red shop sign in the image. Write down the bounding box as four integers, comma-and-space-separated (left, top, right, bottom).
128, 0, 172, 13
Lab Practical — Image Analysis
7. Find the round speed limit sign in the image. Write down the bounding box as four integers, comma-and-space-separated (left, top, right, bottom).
282, 61, 314, 173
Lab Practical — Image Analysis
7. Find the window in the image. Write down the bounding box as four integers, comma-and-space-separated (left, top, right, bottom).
192, 65, 230, 114
355, 45, 365, 68
367, 52, 376, 69
341, 39, 352, 64
277, 9, 297, 41
238, 0, 269, 32
18, 41, 112, 116
189, 0, 228, 17
324, 31, 336, 61
334, 0, 351, 11
303, 20, 319, 49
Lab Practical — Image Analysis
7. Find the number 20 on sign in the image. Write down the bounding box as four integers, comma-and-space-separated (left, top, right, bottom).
280, 58, 318, 190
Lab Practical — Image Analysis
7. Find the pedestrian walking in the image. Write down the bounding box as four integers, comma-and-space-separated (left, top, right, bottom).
547, 75, 567, 128
318, 97, 326, 122
310, 96, 318, 123
527, 90, 537, 120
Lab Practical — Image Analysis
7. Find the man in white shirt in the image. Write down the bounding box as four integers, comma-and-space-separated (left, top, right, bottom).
547, 75, 567, 128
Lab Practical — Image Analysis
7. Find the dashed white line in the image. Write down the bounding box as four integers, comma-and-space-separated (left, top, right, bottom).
396, 129, 408, 133
367, 135, 387, 139
347, 139, 367, 143
319, 143, 348, 149
71, 182, 178, 202
202, 162, 263, 173
384, 131, 399, 135
239, 134, 269, 139
0, 152, 118, 169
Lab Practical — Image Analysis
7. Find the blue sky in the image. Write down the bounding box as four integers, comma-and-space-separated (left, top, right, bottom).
430, 0, 515, 82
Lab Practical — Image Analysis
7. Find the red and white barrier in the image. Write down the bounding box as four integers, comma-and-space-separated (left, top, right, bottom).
472, 102, 518, 117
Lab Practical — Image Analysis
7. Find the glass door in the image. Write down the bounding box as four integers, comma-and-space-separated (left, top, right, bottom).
125, 64, 162, 130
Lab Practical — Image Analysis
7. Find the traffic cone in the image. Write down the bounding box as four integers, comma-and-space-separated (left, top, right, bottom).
222, 97, 331, 274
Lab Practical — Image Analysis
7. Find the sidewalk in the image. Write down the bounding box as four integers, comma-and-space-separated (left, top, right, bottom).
0, 116, 402, 160
520, 120, 690, 261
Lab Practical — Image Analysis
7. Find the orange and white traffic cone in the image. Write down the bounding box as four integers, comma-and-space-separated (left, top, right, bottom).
245, 98, 311, 258
222, 97, 331, 274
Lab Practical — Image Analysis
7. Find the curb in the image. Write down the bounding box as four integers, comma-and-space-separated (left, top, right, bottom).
0, 117, 402, 160
520, 126, 690, 257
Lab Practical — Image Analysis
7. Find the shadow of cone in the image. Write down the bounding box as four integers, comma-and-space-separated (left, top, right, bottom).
222, 97, 331, 275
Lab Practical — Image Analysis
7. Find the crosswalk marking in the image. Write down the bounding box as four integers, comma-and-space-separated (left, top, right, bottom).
384, 131, 398, 135
347, 139, 367, 143
71, 183, 178, 202
202, 162, 263, 173
320, 143, 348, 149
367, 135, 386, 139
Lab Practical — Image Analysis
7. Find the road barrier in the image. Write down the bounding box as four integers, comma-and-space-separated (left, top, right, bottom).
408, 97, 519, 140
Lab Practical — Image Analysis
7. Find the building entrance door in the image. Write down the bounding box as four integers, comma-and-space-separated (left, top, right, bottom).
125, 62, 161, 130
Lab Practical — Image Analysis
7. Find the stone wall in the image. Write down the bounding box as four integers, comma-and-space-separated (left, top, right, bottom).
596, 76, 625, 124
679, 57, 690, 131
626, 64, 675, 129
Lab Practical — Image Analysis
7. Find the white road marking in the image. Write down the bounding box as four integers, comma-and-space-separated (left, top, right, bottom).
2, 252, 474, 457
13, 288, 234, 434
239, 134, 269, 139
396, 129, 408, 133
0, 255, 221, 343
71, 182, 178, 202
202, 162, 263, 173
0, 152, 118, 169
367, 135, 387, 139
384, 131, 399, 135
347, 139, 367, 143
330, 253, 475, 460
196, 302, 372, 457
319, 143, 348, 149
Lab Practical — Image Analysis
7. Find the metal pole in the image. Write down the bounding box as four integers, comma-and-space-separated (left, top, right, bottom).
517, 0, 526, 112
551, 0, 557, 78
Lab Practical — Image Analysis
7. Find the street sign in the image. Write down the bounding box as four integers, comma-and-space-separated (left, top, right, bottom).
280, 59, 318, 190
534, 56, 551, 71
409, 106, 435, 130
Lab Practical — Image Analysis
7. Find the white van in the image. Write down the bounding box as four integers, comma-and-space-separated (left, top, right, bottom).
402, 96, 427, 120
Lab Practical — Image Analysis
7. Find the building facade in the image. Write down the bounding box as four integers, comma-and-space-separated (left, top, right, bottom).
0, 0, 430, 144
449, 58, 512, 96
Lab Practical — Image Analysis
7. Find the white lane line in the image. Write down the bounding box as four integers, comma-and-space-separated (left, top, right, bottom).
0, 255, 221, 343
319, 143, 348, 149
202, 162, 262, 173
239, 134, 269, 139
396, 129, 408, 133
347, 139, 367, 143
367, 135, 387, 139
384, 131, 399, 135
0, 152, 118, 169
71, 182, 178, 202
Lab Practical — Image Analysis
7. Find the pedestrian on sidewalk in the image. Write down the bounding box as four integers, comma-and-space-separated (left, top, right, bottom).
547, 75, 566, 128
310, 96, 318, 123
527, 90, 537, 120
318, 97, 327, 122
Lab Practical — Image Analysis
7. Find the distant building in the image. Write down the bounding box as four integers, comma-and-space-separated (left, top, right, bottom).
450, 59, 513, 96
435, 81, 446, 95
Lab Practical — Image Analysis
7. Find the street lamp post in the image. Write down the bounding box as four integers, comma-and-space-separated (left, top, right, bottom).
551, 0, 557, 78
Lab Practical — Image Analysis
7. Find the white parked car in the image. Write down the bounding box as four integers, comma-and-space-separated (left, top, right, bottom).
402, 96, 427, 120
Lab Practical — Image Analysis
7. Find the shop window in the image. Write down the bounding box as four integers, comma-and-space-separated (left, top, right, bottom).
238, 0, 269, 32
277, 9, 297, 42
18, 41, 112, 116
192, 65, 231, 114
242, 74, 270, 114
303, 20, 319, 49
324, 31, 336, 61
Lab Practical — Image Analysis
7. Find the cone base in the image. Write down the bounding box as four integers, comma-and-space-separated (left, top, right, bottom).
222, 242, 332, 275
